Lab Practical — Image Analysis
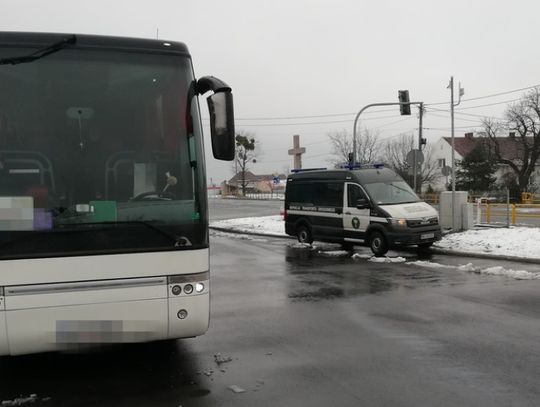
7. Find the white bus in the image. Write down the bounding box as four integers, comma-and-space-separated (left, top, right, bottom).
0, 32, 235, 355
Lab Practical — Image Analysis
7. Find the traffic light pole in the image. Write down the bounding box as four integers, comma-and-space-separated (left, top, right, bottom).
352, 101, 423, 164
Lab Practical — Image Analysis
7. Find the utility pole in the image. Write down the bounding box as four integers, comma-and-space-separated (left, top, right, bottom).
414, 102, 424, 193
448, 76, 464, 230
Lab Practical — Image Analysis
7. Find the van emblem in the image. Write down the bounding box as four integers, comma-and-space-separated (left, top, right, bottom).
352, 217, 360, 229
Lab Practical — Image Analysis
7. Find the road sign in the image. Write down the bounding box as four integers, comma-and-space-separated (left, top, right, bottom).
406, 149, 424, 166
273, 176, 280, 185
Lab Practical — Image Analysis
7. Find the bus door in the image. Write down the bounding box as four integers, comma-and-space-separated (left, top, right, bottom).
343, 183, 370, 241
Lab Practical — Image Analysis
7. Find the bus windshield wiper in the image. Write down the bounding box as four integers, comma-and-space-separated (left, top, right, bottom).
0, 35, 77, 65
58, 220, 192, 248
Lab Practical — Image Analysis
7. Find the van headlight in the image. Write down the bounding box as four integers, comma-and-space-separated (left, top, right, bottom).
388, 218, 407, 226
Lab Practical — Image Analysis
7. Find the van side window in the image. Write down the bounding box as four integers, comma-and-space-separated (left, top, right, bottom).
347, 184, 366, 207
287, 182, 313, 205
313, 182, 343, 207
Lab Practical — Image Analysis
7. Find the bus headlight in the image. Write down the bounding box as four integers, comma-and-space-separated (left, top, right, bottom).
183, 284, 193, 294
195, 282, 205, 293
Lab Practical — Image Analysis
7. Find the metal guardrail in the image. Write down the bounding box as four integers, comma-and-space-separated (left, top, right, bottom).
476, 202, 540, 226
419, 193, 439, 204
521, 192, 540, 204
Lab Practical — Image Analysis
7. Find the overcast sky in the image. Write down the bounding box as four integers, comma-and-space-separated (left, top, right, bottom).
2, 0, 540, 183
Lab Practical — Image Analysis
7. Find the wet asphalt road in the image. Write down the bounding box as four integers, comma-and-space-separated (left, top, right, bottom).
208, 197, 282, 221
1, 199, 540, 406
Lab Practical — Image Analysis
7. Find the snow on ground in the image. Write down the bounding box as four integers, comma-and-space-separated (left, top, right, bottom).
368, 256, 407, 263
211, 230, 268, 242
211, 215, 286, 236
351, 253, 372, 260
407, 260, 540, 280
317, 250, 350, 257
435, 227, 540, 259
211, 216, 540, 261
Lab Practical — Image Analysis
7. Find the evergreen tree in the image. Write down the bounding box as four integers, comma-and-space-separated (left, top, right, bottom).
455, 143, 497, 192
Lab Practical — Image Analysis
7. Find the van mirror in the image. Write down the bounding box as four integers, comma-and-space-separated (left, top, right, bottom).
356, 198, 370, 209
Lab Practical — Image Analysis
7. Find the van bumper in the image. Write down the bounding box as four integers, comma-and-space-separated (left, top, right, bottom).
386, 226, 442, 247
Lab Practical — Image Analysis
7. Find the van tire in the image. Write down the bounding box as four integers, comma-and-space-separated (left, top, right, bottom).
417, 242, 433, 254
369, 231, 388, 256
342, 242, 355, 251
296, 224, 313, 244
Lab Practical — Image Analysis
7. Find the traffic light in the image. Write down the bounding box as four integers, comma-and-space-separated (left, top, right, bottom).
398, 90, 411, 115
420, 137, 427, 148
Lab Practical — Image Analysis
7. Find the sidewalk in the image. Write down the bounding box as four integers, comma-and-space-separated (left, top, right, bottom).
210, 215, 540, 264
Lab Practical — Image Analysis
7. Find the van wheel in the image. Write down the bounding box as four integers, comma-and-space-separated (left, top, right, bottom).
342, 242, 355, 251
296, 224, 313, 244
369, 231, 388, 256
417, 242, 433, 254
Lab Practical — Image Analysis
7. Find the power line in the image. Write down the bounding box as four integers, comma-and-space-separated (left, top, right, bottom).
206, 113, 410, 127
456, 98, 521, 110
424, 126, 481, 130
425, 84, 539, 106
425, 111, 484, 124
425, 107, 506, 121
204, 83, 540, 123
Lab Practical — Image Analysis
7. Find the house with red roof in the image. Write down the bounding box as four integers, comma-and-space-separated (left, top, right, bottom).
431, 132, 540, 191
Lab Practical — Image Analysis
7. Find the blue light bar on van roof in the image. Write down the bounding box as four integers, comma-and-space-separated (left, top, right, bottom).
290, 167, 327, 173
340, 163, 385, 170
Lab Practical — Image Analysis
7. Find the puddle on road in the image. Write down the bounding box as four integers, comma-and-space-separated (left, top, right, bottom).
284, 244, 472, 302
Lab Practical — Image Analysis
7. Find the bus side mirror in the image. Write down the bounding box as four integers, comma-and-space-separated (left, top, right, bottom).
356, 198, 370, 209
197, 76, 235, 161
207, 91, 235, 161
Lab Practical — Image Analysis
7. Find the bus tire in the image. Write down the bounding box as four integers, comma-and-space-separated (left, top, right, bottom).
369, 231, 388, 256
296, 223, 313, 244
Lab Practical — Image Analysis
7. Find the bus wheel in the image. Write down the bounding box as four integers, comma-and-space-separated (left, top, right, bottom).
296, 224, 313, 244
369, 231, 388, 256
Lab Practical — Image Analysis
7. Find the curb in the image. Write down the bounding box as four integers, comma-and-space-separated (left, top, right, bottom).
210, 226, 540, 264
430, 248, 540, 264
209, 226, 294, 240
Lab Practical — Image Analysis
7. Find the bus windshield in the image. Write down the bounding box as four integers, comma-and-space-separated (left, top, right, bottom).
0, 46, 207, 259
363, 181, 420, 205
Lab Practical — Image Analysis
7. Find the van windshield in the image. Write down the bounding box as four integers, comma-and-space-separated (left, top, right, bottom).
364, 181, 420, 205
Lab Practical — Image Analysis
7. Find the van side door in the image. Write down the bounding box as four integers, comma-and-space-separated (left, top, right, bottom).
311, 181, 344, 240
342, 183, 370, 242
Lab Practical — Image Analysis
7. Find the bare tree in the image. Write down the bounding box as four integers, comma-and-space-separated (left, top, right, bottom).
482, 88, 540, 194
382, 133, 440, 191
327, 128, 381, 166
232, 131, 257, 196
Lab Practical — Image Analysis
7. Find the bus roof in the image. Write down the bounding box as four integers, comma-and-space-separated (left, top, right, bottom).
0, 32, 190, 56
287, 167, 402, 184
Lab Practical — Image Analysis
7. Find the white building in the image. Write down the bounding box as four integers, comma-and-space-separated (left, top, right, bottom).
431, 133, 540, 192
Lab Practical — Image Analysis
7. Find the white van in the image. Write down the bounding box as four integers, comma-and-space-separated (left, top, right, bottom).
284, 165, 441, 256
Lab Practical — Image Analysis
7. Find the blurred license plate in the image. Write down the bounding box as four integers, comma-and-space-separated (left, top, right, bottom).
421, 233, 435, 240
